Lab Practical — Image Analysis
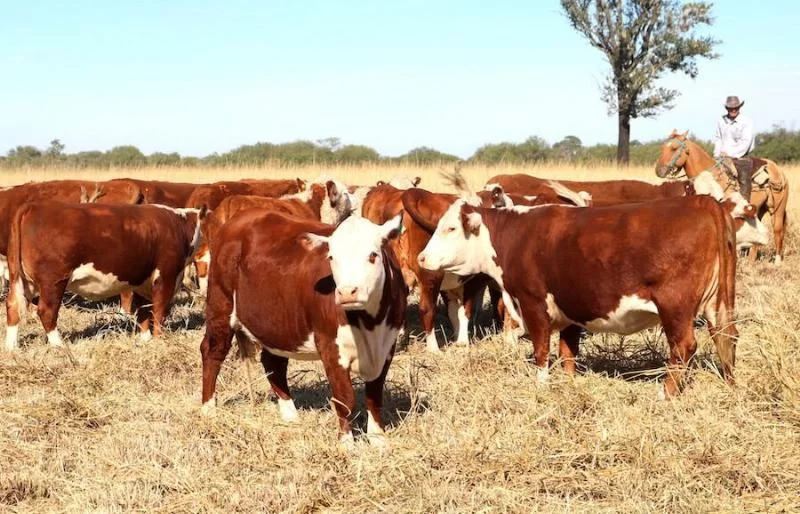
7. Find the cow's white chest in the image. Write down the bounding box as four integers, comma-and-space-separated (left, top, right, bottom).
336, 322, 398, 382
264, 333, 320, 361
583, 295, 660, 334
67, 263, 130, 300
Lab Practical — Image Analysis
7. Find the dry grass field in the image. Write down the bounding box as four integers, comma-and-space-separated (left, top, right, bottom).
1, 163, 799, 513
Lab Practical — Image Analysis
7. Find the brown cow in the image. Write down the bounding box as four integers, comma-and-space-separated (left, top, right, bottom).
200, 211, 406, 447
110, 178, 201, 207
193, 180, 354, 293
0, 179, 144, 285
4, 203, 206, 350
185, 178, 306, 210
417, 195, 739, 398
486, 174, 693, 207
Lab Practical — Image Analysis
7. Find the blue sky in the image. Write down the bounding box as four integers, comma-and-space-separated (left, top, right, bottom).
1, 1, 798, 159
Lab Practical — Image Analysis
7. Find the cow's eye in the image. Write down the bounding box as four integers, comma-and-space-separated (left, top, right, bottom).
368, 252, 378, 264
446, 227, 456, 233
327, 255, 333, 261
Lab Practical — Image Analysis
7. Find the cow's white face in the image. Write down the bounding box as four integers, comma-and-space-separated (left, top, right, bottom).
418, 201, 488, 276
306, 215, 401, 314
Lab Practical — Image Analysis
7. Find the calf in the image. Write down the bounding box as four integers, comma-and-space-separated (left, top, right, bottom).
5, 203, 206, 349
185, 178, 307, 210
200, 211, 406, 446
487, 173, 693, 207
0, 179, 144, 284
418, 195, 738, 398
194, 180, 353, 293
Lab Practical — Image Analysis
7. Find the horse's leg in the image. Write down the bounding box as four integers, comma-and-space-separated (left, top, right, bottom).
772, 194, 788, 265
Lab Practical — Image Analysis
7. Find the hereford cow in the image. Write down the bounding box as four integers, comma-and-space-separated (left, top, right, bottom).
193, 179, 354, 293
486, 173, 693, 207
200, 211, 406, 447
0, 179, 144, 285
417, 195, 739, 398
185, 178, 307, 210
482, 181, 593, 208
111, 178, 201, 207
4, 203, 206, 350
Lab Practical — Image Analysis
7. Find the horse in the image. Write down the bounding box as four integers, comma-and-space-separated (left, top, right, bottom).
655, 130, 789, 264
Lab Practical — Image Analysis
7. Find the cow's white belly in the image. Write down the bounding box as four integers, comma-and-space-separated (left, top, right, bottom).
582, 295, 660, 335
67, 263, 130, 300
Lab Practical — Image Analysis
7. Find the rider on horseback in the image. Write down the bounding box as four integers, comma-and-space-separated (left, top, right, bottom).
713, 96, 755, 201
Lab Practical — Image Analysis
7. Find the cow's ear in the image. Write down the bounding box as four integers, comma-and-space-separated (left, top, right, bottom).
297, 178, 307, 191
460, 210, 482, 236
381, 214, 403, 242
301, 232, 329, 251
325, 180, 340, 202
376, 179, 386, 186
413, 176, 422, 187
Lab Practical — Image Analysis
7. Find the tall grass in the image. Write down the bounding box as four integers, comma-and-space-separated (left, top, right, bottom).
0, 163, 798, 512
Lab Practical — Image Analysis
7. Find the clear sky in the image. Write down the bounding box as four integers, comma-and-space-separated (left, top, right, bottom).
1, 1, 798, 159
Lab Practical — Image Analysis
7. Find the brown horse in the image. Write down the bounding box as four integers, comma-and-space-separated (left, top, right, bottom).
655, 130, 789, 264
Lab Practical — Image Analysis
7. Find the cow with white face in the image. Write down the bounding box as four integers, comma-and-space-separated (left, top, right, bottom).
418, 195, 740, 399
201, 211, 407, 447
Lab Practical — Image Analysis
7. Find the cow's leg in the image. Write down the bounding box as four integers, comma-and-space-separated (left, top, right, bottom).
260, 350, 298, 422
520, 301, 552, 385
317, 333, 357, 447
118, 290, 134, 315
445, 288, 469, 346
364, 347, 395, 447
194, 245, 210, 295
5, 276, 28, 351
150, 276, 178, 339
747, 245, 760, 264
660, 312, 697, 399
199, 314, 234, 417
132, 293, 153, 342
36, 279, 68, 347
558, 324, 583, 374
462, 277, 489, 341
418, 276, 444, 353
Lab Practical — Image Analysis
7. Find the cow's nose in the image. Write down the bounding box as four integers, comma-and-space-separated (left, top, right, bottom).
418, 254, 426, 265
337, 287, 360, 304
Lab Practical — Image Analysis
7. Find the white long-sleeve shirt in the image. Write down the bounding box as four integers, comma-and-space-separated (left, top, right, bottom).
713, 114, 755, 158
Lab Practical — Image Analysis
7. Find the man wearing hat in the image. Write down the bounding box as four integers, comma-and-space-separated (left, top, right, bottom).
713, 95, 756, 201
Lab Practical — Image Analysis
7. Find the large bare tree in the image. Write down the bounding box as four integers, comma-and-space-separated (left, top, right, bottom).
560, 0, 720, 164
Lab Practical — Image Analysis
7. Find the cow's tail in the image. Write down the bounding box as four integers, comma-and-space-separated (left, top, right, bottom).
6, 205, 30, 339
707, 201, 738, 384
545, 180, 592, 207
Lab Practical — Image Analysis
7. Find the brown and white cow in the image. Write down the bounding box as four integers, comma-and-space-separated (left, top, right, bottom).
0, 179, 144, 286
184, 178, 307, 210
193, 179, 354, 293
417, 195, 739, 398
200, 211, 406, 447
486, 173, 693, 207
482, 181, 593, 209
4, 203, 206, 350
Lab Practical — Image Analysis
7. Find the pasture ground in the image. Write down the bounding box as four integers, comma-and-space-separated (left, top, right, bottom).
1, 163, 799, 513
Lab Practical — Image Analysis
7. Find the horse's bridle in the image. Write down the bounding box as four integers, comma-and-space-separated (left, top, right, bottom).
662, 138, 688, 178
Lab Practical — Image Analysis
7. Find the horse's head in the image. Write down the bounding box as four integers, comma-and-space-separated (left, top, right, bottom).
655, 129, 690, 178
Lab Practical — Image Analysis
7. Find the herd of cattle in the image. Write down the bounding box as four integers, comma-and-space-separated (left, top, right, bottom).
0, 167, 776, 445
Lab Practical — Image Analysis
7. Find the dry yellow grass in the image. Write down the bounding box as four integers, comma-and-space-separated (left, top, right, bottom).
1, 163, 799, 512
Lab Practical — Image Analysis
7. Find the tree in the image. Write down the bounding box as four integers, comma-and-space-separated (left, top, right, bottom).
46, 138, 65, 161
106, 145, 146, 167
553, 135, 583, 161
560, 0, 719, 164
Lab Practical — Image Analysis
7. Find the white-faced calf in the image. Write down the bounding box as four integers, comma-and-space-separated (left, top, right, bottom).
200, 211, 407, 447
418, 195, 739, 398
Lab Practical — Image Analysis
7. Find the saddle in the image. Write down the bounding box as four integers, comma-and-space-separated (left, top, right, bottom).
720, 156, 771, 189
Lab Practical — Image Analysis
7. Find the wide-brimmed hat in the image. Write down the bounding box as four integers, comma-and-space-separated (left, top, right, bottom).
725, 96, 744, 109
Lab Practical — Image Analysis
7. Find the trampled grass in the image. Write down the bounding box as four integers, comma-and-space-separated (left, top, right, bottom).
1, 163, 798, 512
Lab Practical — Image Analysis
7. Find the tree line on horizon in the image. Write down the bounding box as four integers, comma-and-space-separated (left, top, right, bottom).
2, 126, 799, 169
